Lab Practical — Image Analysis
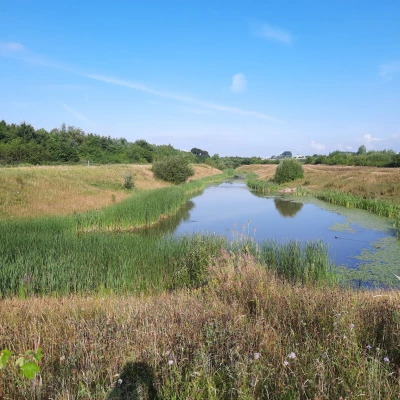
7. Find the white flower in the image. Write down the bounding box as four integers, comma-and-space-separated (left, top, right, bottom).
366, 345, 372, 350
288, 352, 296, 359
168, 359, 174, 366
283, 360, 289, 366
350, 324, 355, 330
254, 352, 261, 360
383, 357, 390, 363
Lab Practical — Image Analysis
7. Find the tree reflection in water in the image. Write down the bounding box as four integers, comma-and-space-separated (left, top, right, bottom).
274, 198, 303, 218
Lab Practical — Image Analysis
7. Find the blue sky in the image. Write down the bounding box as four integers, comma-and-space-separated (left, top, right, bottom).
0, 0, 399, 157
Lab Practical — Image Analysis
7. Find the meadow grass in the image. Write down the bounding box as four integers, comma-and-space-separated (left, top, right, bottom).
0, 163, 221, 219
1, 253, 400, 399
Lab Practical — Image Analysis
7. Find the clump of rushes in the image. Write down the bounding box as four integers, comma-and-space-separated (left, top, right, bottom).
2, 253, 400, 398
245, 172, 278, 195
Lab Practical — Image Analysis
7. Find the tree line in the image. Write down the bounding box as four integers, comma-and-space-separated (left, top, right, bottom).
304, 145, 400, 167
0, 121, 194, 165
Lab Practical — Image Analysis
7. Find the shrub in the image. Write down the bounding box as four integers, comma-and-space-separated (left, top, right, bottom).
152, 155, 194, 184
274, 159, 304, 184
123, 173, 134, 190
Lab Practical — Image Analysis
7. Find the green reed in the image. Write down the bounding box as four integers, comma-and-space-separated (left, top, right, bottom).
245, 172, 278, 195
316, 189, 400, 219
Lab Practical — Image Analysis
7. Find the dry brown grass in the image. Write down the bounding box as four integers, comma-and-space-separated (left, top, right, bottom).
0, 164, 221, 219
238, 164, 400, 204
1, 254, 400, 398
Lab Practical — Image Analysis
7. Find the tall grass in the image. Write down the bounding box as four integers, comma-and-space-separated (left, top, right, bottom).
316, 189, 400, 219
2, 255, 400, 399
0, 215, 332, 297
76, 170, 234, 232
245, 172, 278, 195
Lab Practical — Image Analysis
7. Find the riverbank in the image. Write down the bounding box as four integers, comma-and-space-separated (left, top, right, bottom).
238, 164, 400, 204
0, 163, 221, 219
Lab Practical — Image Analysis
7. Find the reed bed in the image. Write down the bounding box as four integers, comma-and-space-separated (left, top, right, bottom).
315, 189, 400, 219
245, 172, 278, 195
1, 253, 400, 399
76, 169, 235, 232
0, 210, 332, 297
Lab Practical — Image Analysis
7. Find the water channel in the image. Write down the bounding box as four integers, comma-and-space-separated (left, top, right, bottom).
166, 180, 400, 288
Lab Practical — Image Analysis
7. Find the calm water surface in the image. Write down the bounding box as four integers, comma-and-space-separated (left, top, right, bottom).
171, 181, 399, 278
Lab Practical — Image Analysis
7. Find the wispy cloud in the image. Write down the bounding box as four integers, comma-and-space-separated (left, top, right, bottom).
252, 23, 292, 45
379, 61, 400, 80
1, 42, 281, 122
60, 102, 88, 122
230, 73, 247, 92
363, 134, 382, 145
85, 73, 279, 120
310, 140, 326, 152
0, 42, 25, 53
181, 107, 213, 115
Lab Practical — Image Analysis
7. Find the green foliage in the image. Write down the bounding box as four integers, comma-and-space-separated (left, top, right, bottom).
245, 172, 278, 194
123, 173, 134, 190
357, 144, 367, 155
0, 120, 192, 166
0, 348, 42, 379
274, 159, 304, 184
190, 147, 210, 162
152, 155, 194, 184
305, 148, 400, 168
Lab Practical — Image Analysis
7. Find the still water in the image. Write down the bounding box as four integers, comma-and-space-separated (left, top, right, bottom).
169, 181, 400, 286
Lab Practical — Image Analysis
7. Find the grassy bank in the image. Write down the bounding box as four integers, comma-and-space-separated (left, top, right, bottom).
0, 171, 236, 297
1, 253, 399, 399
0, 163, 221, 219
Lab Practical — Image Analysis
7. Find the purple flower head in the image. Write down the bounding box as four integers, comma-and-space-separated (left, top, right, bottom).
384, 357, 390, 363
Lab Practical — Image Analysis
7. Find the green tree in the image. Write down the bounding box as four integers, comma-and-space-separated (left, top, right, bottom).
357, 145, 367, 155
152, 155, 194, 184
274, 159, 304, 184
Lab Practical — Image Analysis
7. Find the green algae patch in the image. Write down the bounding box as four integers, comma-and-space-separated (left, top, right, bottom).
329, 222, 355, 234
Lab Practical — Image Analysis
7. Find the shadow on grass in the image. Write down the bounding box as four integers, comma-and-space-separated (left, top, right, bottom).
108, 362, 158, 400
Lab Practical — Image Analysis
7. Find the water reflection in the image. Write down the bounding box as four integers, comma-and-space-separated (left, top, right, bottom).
142, 200, 195, 238
274, 198, 303, 218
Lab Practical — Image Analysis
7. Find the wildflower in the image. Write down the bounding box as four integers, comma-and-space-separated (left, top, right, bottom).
254, 352, 261, 360
168, 354, 174, 366
350, 324, 355, 330
288, 352, 296, 359
283, 360, 289, 366
116, 378, 123, 387
383, 357, 390, 363
366, 345, 372, 350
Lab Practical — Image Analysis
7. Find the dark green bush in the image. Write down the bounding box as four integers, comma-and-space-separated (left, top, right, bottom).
274, 159, 304, 184
152, 155, 194, 184
123, 173, 134, 190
